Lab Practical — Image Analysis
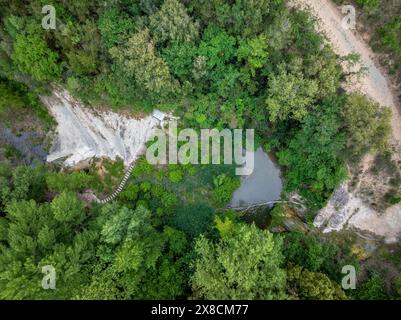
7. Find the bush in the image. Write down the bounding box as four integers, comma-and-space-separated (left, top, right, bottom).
353, 273, 388, 300
170, 203, 214, 238
212, 174, 240, 206
169, 170, 183, 183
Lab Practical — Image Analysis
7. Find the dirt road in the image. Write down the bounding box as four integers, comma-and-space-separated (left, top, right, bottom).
289, 0, 401, 144
289, 0, 401, 243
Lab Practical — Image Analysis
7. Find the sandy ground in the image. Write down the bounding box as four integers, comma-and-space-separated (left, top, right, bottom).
41, 89, 158, 167
289, 0, 401, 243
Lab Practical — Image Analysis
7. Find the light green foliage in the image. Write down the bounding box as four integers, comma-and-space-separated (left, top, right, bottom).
270, 203, 286, 228
119, 184, 140, 201
46, 171, 95, 193
305, 48, 342, 98
0, 196, 93, 299
287, 266, 347, 300
98, 204, 155, 246
266, 59, 318, 122
214, 215, 235, 238
169, 170, 183, 183
110, 29, 179, 98
149, 0, 199, 44
343, 94, 392, 156
98, 7, 136, 49
192, 223, 286, 299
50, 191, 85, 223
12, 34, 62, 81
212, 173, 240, 206
160, 192, 178, 210
237, 34, 269, 75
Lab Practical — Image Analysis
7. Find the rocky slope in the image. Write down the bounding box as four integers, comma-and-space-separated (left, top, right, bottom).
41, 89, 158, 167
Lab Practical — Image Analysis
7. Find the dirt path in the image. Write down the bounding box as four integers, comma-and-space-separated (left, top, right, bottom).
289, 0, 401, 243
289, 0, 401, 145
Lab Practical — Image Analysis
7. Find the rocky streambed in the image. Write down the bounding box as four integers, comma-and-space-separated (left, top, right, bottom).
315, 183, 401, 243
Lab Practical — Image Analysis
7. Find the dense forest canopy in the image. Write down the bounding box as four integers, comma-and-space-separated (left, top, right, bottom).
0, 0, 399, 300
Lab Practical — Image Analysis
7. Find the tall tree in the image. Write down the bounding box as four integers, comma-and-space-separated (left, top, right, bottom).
191, 223, 287, 299
149, 0, 199, 44
287, 266, 347, 300
110, 29, 179, 99
342, 94, 392, 157
266, 59, 318, 122
12, 34, 62, 81
278, 97, 347, 206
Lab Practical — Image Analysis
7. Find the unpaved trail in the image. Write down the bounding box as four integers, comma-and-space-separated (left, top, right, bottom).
289, 0, 401, 145
289, 0, 401, 243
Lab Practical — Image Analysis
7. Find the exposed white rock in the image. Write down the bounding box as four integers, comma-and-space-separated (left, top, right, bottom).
41, 89, 158, 167
314, 183, 401, 244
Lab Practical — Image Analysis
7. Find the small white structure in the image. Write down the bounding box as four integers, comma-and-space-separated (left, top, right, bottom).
152, 109, 166, 122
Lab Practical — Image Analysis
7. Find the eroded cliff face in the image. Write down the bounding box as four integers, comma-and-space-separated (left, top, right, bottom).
315, 183, 401, 244
287, 0, 401, 244
41, 89, 158, 167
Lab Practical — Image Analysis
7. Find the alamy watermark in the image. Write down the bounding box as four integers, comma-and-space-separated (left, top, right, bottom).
341, 5, 356, 30
42, 5, 56, 30
41, 265, 56, 290
146, 120, 255, 176
341, 265, 356, 290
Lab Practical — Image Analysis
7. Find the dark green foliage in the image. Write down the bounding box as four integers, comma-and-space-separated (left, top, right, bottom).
283, 232, 358, 283
78, 204, 188, 299
277, 97, 348, 206
170, 203, 214, 238
353, 273, 388, 300
162, 41, 197, 81
1, 0, 398, 301
380, 15, 401, 57
0, 163, 47, 206
98, 7, 136, 49
283, 232, 337, 272
0, 78, 53, 128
